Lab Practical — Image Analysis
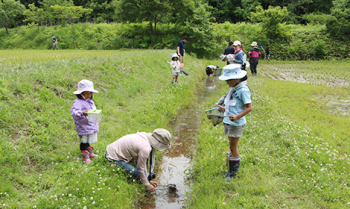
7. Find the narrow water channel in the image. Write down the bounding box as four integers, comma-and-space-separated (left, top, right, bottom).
141, 77, 217, 209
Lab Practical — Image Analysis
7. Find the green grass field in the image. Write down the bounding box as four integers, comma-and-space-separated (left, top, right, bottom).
189, 61, 350, 208
0, 51, 349, 208
0, 50, 208, 208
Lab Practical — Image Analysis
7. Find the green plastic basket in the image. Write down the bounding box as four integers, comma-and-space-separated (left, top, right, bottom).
87, 109, 102, 123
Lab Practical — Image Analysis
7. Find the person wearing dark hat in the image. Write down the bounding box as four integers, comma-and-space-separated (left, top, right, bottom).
223, 41, 235, 65
206, 64, 219, 78
105, 129, 172, 192
52, 35, 58, 50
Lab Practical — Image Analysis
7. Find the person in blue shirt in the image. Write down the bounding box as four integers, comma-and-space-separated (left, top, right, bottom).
177, 36, 189, 63
214, 64, 253, 181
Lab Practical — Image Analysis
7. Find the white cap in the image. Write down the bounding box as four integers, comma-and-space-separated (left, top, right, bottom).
233, 41, 241, 46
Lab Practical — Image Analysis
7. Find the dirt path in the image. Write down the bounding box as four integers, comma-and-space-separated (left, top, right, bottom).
141, 77, 216, 208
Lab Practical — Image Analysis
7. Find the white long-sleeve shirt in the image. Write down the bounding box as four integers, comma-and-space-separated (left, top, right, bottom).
170, 60, 181, 73
106, 132, 152, 185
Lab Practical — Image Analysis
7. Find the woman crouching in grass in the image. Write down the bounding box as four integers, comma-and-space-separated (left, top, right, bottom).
215, 64, 253, 181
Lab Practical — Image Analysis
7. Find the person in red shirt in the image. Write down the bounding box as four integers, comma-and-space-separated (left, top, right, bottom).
249, 41, 261, 76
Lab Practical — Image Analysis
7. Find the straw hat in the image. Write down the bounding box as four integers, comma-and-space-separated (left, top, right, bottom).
251, 41, 258, 46
73, 79, 98, 94
219, 64, 247, 81
146, 129, 172, 151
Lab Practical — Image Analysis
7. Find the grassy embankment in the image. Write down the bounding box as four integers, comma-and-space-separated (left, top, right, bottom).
0, 50, 208, 208
188, 61, 350, 208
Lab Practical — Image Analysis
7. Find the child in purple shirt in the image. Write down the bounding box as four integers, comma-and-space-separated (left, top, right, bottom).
70, 79, 99, 164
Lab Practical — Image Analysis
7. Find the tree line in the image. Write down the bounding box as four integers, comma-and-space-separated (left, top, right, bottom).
0, 0, 349, 55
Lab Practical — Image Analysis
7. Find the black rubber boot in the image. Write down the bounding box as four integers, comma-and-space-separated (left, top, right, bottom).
225, 158, 240, 182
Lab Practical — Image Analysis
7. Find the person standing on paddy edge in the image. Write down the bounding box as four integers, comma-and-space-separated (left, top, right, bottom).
177, 36, 189, 63
249, 41, 261, 76
105, 129, 172, 192
265, 44, 270, 61
170, 53, 181, 84
70, 79, 99, 164
215, 64, 252, 181
223, 41, 235, 65
52, 35, 58, 50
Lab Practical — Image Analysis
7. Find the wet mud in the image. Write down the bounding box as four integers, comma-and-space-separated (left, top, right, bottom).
141, 77, 215, 209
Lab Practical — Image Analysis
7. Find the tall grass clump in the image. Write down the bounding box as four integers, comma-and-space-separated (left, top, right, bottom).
0, 49, 207, 208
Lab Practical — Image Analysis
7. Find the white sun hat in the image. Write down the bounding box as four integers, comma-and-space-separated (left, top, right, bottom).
171, 53, 179, 59
73, 79, 98, 95
233, 41, 242, 46
219, 64, 247, 81
219, 54, 226, 61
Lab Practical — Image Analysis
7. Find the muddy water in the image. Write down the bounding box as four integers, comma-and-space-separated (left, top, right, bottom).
141, 78, 216, 209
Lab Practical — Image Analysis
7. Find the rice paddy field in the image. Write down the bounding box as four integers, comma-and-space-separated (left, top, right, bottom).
0, 51, 349, 208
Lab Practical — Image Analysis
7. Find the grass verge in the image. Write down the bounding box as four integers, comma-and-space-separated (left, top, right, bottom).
0, 49, 207, 208
188, 63, 350, 208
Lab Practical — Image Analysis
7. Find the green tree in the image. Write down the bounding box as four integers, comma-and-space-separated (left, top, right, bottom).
0, 0, 25, 34
51, 5, 93, 29
326, 0, 350, 39
23, 3, 46, 29
84, 0, 115, 23
41, 0, 74, 25
250, 5, 289, 40
117, 0, 173, 33
207, 0, 243, 23
183, 1, 214, 58
236, 0, 261, 21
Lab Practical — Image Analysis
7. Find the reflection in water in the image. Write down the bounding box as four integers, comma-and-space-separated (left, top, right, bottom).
206, 77, 216, 90
141, 78, 217, 209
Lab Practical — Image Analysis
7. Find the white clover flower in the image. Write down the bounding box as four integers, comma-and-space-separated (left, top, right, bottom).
90, 197, 93, 200
77, 202, 80, 205
92, 201, 95, 204
69, 194, 72, 197
100, 199, 103, 201
33, 206, 36, 208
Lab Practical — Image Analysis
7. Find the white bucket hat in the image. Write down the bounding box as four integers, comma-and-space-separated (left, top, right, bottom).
233, 41, 241, 46
219, 54, 226, 61
146, 128, 172, 151
219, 64, 247, 81
171, 53, 179, 59
73, 79, 98, 95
